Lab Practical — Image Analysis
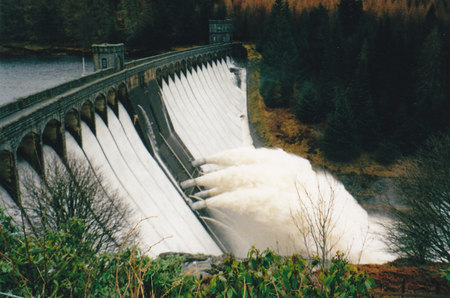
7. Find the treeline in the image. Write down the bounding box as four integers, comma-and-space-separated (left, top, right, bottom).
0, 0, 227, 52
260, 0, 450, 163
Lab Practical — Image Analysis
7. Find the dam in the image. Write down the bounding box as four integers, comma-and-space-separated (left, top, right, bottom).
0, 42, 247, 256
0, 42, 393, 263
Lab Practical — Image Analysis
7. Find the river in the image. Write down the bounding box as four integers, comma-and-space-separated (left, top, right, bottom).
0, 55, 94, 105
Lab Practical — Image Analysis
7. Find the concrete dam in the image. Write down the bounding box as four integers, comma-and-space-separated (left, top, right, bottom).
0, 43, 248, 256
0, 43, 393, 263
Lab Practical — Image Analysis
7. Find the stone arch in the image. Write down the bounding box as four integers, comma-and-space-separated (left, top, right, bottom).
81, 100, 96, 135
17, 132, 43, 176
118, 82, 134, 123
168, 63, 175, 80
156, 68, 162, 86
43, 119, 65, 162
181, 60, 187, 75
115, 54, 124, 71
0, 150, 19, 201
207, 53, 212, 66
174, 62, 181, 77
107, 87, 119, 116
162, 66, 169, 83
65, 109, 82, 146
188, 57, 195, 72
197, 55, 203, 70
95, 93, 108, 125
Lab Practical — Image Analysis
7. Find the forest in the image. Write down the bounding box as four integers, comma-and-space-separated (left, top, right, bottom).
1, 0, 449, 161
259, 0, 450, 162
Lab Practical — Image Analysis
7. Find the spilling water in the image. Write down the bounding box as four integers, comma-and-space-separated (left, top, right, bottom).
185, 147, 395, 264
0, 102, 222, 256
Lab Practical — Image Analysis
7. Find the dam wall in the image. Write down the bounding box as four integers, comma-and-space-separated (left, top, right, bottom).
0, 43, 248, 255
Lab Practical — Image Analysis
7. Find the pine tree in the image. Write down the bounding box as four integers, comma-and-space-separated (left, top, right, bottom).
321, 89, 360, 162
416, 26, 446, 130
351, 40, 380, 151
295, 80, 324, 124
260, 0, 298, 108
337, 0, 363, 37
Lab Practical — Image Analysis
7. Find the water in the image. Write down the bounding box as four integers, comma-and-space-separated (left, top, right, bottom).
0, 55, 93, 104
0, 100, 222, 256
160, 59, 249, 164
184, 147, 395, 264
75, 103, 222, 255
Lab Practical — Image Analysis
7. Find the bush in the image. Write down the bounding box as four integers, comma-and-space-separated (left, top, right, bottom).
260, 75, 284, 108
1, 210, 376, 297
387, 132, 450, 263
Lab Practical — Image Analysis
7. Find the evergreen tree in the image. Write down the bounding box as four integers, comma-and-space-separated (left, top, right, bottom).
351, 40, 380, 151
416, 26, 446, 130
337, 0, 363, 37
260, 0, 298, 108
295, 80, 325, 124
304, 4, 330, 79
321, 89, 360, 162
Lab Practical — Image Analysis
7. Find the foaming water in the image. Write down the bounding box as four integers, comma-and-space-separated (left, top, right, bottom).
187, 147, 395, 264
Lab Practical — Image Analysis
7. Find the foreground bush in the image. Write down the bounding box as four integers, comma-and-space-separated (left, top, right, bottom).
1, 206, 375, 297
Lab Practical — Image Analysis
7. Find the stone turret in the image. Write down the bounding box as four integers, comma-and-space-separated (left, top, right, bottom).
209, 20, 233, 44
92, 43, 124, 72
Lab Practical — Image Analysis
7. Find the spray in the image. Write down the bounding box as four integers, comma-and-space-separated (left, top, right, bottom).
185, 147, 394, 264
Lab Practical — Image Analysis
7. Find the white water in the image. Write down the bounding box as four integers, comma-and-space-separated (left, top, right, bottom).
188, 147, 395, 264
72, 103, 222, 255
160, 59, 250, 165
1, 102, 222, 256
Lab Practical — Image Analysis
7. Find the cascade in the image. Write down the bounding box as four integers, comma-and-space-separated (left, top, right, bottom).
182, 147, 395, 264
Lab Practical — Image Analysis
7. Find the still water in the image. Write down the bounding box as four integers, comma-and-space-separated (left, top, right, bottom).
0, 55, 94, 105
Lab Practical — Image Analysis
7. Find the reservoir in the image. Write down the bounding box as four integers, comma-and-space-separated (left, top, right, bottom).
0, 55, 93, 104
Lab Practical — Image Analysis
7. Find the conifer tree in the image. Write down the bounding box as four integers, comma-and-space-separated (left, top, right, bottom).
295, 80, 324, 124
337, 0, 363, 37
321, 89, 360, 161
351, 40, 379, 151
416, 26, 446, 130
260, 0, 298, 108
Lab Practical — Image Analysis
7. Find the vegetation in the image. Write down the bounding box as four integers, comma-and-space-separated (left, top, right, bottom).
258, 0, 450, 163
387, 132, 450, 263
19, 156, 133, 253
0, 209, 375, 297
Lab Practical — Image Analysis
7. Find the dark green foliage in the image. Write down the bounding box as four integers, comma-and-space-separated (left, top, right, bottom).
374, 139, 400, 165
260, 0, 298, 108
322, 90, 361, 162
2, 204, 375, 296
0, 214, 98, 297
338, 0, 363, 37
416, 26, 447, 129
260, 74, 283, 108
258, 0, 450, 163
295, 80, 325, 124
387, 133, 450, 263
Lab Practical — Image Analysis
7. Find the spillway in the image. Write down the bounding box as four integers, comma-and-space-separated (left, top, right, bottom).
161, 59, 250, 162
1, 51, 393, 264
